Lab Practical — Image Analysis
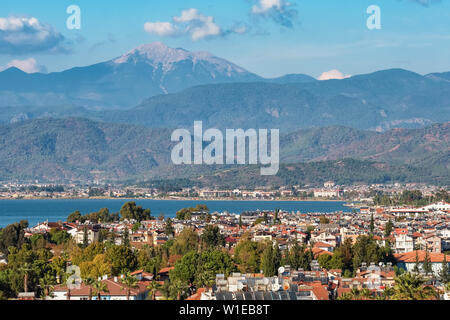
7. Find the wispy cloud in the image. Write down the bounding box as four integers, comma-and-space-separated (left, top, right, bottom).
89, 33, 116, 52
0, 58, 47, 73
250, 0, 298, 29
0, 16, 70, 54
407, 0, 442, 6
144, 9, 248, 41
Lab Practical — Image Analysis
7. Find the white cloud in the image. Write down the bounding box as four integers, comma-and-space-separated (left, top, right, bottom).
0, 16, 68, 54
252, 0, 284, 14
318, 69, 352, 81
144, 22, 177, 37
251, 0, 298, 28
1, 58, 46, 73
144, 9, 245, 41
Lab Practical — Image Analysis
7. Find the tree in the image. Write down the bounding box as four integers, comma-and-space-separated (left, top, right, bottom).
170, 228, 198, 256
234, 237, 264, 273
105, 245, 137, 276
18, 262, 33, 293
318, 254, 332, 269
165, 219, 175, 238
120, 202, 152, 222
123, 227, 130, 248
83, 277, 96, 300
171, 251, 199, 285
49, 228, 70, 245
319, 216, 330, 225
196, 250, 235, 290
92, 280, 109, 301
170, 279, 189, 300
392, 273, 437, 300
423, 247, 432, 276
369, 213, 374, 234
439, 254, 449, 284
67, 211, 82, 223
384, 220, 394, 238
121, 272, 138, 300
352, 235, 383, 272
413, 250, 421, 273
261, 242, 282, 277
147, 280, 161, 300
273, 209, 280, 225
288, 241, 303, 270
82, 227, 89, 248
0, 220, 28, 255
201, 225, 225, 249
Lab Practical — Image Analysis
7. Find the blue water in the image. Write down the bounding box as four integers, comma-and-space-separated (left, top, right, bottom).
0, 199, 351, 228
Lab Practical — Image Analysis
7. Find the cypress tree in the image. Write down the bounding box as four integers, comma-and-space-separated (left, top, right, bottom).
123, 227, 130, 248
439, 254, 449, 284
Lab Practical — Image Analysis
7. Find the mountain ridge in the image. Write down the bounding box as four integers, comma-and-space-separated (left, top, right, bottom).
0, 117, 447, 184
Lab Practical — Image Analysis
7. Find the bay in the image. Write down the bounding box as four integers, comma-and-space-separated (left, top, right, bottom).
0, 199, 351, 228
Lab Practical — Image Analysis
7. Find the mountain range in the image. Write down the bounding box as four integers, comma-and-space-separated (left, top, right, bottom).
0, 43, 448, 132
0, 42, 448, 185
0, 118, 447, 185
0, 42, 315, 110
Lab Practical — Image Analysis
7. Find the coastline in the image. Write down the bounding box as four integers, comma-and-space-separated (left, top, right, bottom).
0, 197, 349, 203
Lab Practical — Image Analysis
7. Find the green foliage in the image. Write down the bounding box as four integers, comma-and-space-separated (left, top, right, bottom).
261, 242, 282, 277
170, 228, 198, 256
201, 225, 225, 249
49, 228, 70, 245
120, 202, 152, 222
105, 245, 137, 276
67, 208, 119, 224
0, 220, 29, 255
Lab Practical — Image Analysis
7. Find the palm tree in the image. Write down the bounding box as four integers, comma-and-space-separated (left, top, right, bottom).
146, 280, 162, 300
92, 280, 109, 301
83, 277, 96, 300
171, 279, 189, 300
121, 272, 139, 300
39, 273, 56, 299
19, 263, 33, 293
392, 273, 437, 300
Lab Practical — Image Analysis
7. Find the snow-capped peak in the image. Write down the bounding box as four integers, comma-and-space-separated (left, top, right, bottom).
112, 42, 247, 74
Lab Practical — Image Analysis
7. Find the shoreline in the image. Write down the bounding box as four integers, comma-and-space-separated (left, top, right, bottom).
0, 197, 349, 203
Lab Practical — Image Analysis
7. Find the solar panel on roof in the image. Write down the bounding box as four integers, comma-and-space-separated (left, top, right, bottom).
216, 293, 225, 300
223, 292, 234, 300
263, 292, 273, 300
279, 292, 289, 300
254, 292, 264, 300
288, 291, 297, 300
244, 292, 254, 300
271, 292, 281, 300
235, 293, 244, 301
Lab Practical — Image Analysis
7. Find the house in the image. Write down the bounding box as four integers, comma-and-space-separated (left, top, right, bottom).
394, 232, 415, 253
50, 278, 149, 300
68, 226, 99, 245
313, 242, 334, 252
394, 251, 450, 276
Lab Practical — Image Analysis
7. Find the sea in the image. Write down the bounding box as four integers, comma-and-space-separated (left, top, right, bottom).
0, 199, 352, 228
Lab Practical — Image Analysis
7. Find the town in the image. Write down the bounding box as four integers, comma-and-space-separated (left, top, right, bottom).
0, 181, 445, 202
0, 186, 448, 301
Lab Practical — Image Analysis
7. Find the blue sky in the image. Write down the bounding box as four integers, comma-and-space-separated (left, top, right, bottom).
1, 0, 450, 78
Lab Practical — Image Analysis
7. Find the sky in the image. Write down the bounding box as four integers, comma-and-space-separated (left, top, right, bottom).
0, 0, 450, 78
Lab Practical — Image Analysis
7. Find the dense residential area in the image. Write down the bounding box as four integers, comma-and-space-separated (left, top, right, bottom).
0, 191, 449, 301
